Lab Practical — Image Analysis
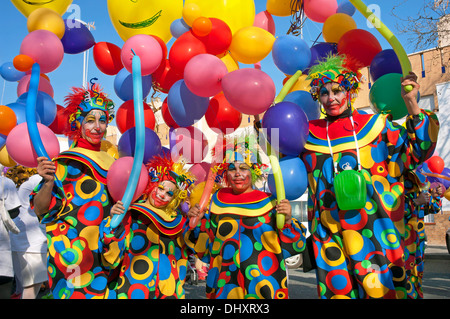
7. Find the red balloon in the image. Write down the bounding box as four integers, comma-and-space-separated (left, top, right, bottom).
48, 104, 67, 135
115, 100, 156, 134
150, 34, 168, 59
194, 18, 232, 56
93, 42, 123, 75
337, 29, 382, 67
205, 92, 242, 134
161, 97, 179, 128
168, 31, 207, 75
426, 155, 445, 174
152, 59, 183, 93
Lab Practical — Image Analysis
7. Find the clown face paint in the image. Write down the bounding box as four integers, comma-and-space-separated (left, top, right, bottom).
319, 82, 349, 117
226, 161, 253, 194
149, 180, 177, 208
81, 110, 107, 145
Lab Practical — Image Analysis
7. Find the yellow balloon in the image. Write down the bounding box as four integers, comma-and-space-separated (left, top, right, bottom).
11, 0, 72, 17
266, 0, 299, 17
229, 26, 275, 64
322, 13, 357, 44
184, 0, 255, 34
27, 8, 66, 39
107, 0, 183, 43
287, 74, 312, 93
220, 53, 239, 73
101, 140, 119, 160
444, 188, 450, 201
0, 146, 17, 167
182, 3, 201, 26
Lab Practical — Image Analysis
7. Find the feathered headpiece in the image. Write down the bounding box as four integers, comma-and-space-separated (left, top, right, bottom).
144, 155, 195, 215
307, 54, 363, 101
63, 79, 115, 141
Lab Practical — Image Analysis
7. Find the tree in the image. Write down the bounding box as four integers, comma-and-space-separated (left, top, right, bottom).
392, 0, 450, 50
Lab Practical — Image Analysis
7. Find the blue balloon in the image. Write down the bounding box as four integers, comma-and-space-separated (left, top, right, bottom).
61, 19, 96, 54
268, 156, 308, 200
0, 62, 25, 82
114, 68, 152, 101
167, 80, 209, 127
370, 49, 402, 82
170, 19, 190, 38
7, 102, 36, 125
284, 90, 320, 121
0, 133, 7, 149
17, 91, 56, 126
159, 146, 171, 158
272, 35, 311, 75
337, 1, 356, 16
262, 101, 309, 156
118, 127, 162, 164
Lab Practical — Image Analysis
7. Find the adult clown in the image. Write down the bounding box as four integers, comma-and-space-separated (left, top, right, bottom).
185, 136, 307, 299
99, 155, 195, 299
31, 82, 116, 299
301, 54, 439, 299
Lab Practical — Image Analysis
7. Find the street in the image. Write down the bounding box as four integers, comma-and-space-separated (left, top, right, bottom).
185, 245, 450, 300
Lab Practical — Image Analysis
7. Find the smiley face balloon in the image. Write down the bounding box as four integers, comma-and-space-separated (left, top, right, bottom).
107, 0, 183, 43
11, 0, 73, 17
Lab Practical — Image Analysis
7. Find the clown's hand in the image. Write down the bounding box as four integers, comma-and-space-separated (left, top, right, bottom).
188, 203, 204, 219
275, 199, 292, 225
111, 200, 126, 217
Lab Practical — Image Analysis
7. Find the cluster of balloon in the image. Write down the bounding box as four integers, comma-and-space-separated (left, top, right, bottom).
0, 3, 85, 168
418, 155, 450, 201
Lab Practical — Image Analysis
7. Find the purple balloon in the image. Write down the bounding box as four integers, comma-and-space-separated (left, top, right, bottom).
61, 19, 96, 54
440, 167, 450, 189
118, 127, 162, 164
307, 42, 338, 71
262, 101, 309, 156
370, 49, 402, 82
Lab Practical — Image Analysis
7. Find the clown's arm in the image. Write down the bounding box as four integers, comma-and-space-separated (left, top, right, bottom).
183, 203, 212, 264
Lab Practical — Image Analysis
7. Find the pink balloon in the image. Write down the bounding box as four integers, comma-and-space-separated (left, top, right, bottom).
6, 122, 60, 168
121, 34, 163, 76
188, 162, 211, 185
106, 156, 149, 203
171, 126, 208, 164
20, 30, 64, 73
17, 74, 54, 98
221, 68, 275, 115
304, 0, 338, 23
253, 10, 276, 35
184, 54, 228, 97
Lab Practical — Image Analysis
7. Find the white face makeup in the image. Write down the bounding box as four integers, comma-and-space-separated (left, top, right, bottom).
81, 109, 108, 144
226, 161, 253, 194
319, 82, 349, 117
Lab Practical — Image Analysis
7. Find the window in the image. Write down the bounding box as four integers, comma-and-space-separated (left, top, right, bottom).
291, 199, 308, 222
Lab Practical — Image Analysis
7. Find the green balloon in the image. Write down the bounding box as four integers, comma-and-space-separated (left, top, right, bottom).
369, 73, 408, 120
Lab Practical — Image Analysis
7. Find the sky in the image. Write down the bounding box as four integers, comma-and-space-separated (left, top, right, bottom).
0, 0, 436, 126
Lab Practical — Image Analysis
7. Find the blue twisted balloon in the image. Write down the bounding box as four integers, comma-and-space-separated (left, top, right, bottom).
110, 51, 145, 229
25, 63, 62, 189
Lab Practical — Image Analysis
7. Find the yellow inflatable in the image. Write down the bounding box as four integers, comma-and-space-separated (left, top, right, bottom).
0, 146, 17, 167
107, 0, 183, 43
266, 0, 299, 17
11, 0, 72, 17
322, 13, 357, 44
184, 0, 255, 35
27, 8, 66, 39
229, 26, 275, 64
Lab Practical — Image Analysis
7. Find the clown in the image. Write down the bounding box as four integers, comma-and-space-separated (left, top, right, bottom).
31, 81, 116, 299
185, 135, 307, 299
99, 155, 195, 299
298, 54, 439, 299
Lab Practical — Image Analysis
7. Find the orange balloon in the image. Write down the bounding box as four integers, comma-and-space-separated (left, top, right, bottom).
13, 54, 34, 72
0, 105, 17, 136
192, 17, 212, 37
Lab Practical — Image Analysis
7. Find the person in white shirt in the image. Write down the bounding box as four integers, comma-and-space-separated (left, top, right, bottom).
0, 167, 21, 299
10, 173, 47, 299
